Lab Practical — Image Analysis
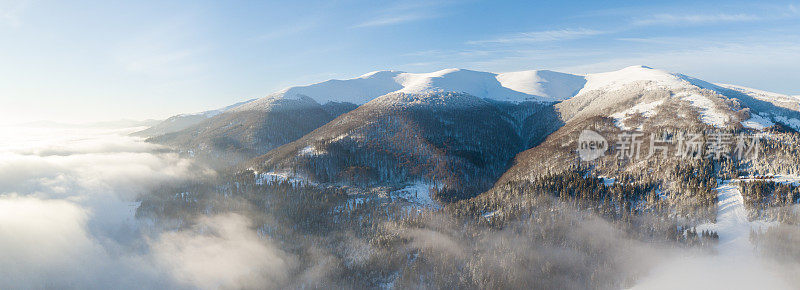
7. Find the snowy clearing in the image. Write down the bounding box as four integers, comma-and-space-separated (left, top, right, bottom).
609, 100, 664, 130
298, 145, 324, 156
741, 114, 775, 130
254, 171, 309, 186
773, 115, 800, 131
679, 92, 729, 127
391, 182, 440, 209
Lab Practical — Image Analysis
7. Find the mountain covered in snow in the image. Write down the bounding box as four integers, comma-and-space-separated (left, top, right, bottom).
133, 65, 800, 290
140, 65, 800, 197
132, 99, 257, 138
234, 68, 586, 111
497, 65, 800, 189
247, 91, 561, 199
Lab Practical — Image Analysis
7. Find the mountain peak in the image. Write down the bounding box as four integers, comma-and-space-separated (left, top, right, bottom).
626, 65, 654, 70
577, 65, 685, 95
358, 70, 405, 79
242, 68, 588, 107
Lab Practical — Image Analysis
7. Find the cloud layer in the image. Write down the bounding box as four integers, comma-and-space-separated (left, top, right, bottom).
0, 125, 286, 289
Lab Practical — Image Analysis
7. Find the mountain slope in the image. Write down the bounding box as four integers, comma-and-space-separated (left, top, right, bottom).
247, 92, 562, 200
716, 84, 800, 111
497, 65, 800, 185
148, 97, 358, 167
142, 67, 585, 168
132, 99, 256, 138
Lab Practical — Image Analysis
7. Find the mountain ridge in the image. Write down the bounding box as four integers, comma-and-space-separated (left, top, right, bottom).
139, 65, 800, 198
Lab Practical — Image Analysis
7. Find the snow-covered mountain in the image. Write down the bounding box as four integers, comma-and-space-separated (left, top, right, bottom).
132, 98, 257, 138
138, 67, 586, 170
147, 65, 800, 142
555, 65, 800, 131
248, 91, 561, 200
147, 98, 357, 167
234, 68, 586, 111
497, 65, 800, 187
140, 65, 800, 192
716, 83, 800, 111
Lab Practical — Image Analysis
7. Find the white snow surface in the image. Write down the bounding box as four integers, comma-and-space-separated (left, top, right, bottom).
598, 176, 616, 186
272, 70, 405, 105
679, 92, 730, 127
774, 115, 800, 131
392, 182, 439, 209
395, 68, 585, 102
741, 114, 775, 130
633, 180, 791, 290
239, 68, 587, 108
208, 65, 795, 133
363, 91, 489, 109
176, 98, 257, 118
254, 171, 309, 186
577, 65, 689, 96
575, 66, 739, 128
298, 145, 324, 156
231, 95, 320, 112
610, 100, 664, 130
697, 181, 771, 250
718, 83, 800, 103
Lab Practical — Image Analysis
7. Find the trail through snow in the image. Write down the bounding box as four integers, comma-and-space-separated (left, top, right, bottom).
702, 181, 771, 252
632, 180, 790, 289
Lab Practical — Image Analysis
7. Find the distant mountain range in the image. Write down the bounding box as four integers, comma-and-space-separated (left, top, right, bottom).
21, 119, 161, 129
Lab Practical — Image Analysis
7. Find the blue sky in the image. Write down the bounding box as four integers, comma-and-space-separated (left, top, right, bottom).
1, 0, 799, 123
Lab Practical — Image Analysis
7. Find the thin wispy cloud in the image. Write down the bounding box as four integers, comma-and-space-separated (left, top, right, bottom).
468, 28, 607, 45
352, 1, 452, 28
633, 13, 760, 26
353, 13, 438, 28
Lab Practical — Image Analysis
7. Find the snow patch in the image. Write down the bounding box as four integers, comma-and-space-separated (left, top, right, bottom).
774, 115, 800, 131
741, 114, 775, 130
365, 92, 488, 109
598, 176, 616, 186
482, 210, 499, 219
254, 171, 308, 186
392, 182, 439, 209
274, 70, 404, 105
718, 83, 800, 103
609, 100, 664, 130
298, 145, 324, 156
680, 92, 729, 127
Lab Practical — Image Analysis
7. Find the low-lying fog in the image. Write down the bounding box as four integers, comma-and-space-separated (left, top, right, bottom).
1, 124, 799, 289
0, 125, 289, 289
